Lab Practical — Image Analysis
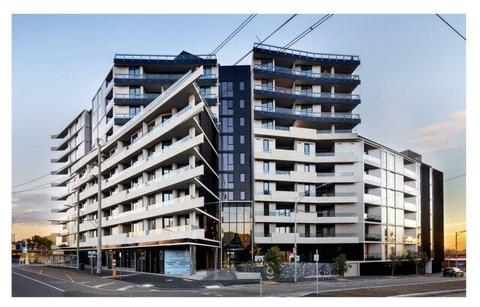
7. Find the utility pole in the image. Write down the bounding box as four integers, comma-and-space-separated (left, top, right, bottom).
96, 138, 102, 275
76, 188, 80, 270
455, 230, 466, 267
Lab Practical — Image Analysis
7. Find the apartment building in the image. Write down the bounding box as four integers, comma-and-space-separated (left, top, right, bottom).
52, 66, 219, 274
51, 43, 444, 275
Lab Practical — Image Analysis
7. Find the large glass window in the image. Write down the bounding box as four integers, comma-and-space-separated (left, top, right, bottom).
304, 143, 311, 155
220, 82, 233, 97
129, 106, 141, 117
128, 67, 140, 76
240, 153, 245, 164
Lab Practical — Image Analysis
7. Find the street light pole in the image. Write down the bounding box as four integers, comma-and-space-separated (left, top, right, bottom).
293, 182, 329, 283
96, 138, 103, 275
455, 230, 466, 267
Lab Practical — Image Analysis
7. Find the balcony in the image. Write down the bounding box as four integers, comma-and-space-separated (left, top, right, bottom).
113, 113, 135, 125
114, 73, 217, 87
114, 53, 217, 66
404, 219, 417, 228
403, 167, 416, 179
253, 85, 361, 107
113, 93, 159, 106
255, 232, 359, 244
365, 233, 382, 241
364, 193, 381, 205
253, 125, 358, 141
103, 135, 201, 190
254, 211, 358, 224
255, 170, 358, 184
200, 93, 218, 105
404, 201, 417, 212
254, 105, 360, 126
365, 213, 381, 223
252, 43, 360, 72
365, 254, 382, 261
255, 147, 359, 164
363, 153, 381, 167
364, 173, 381, 186
253, 64, 360, 90
404, 184, 417, 195
255, 190, 358, 204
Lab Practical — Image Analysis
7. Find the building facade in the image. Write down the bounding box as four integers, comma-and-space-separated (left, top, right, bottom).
51, 43, 444, 275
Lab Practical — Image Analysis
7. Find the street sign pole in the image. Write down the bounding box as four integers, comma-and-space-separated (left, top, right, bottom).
315, 249, 319, 296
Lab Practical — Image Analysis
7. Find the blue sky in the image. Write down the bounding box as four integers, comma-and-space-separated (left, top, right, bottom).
12, 14, 465, 247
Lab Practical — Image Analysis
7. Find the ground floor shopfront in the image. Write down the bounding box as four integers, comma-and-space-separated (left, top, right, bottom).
72, 243, 219, 275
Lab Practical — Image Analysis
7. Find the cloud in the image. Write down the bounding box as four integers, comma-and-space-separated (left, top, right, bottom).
410, 109, 465, 154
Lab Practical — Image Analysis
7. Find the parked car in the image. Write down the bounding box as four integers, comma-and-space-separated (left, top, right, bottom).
442, 267, 465, 277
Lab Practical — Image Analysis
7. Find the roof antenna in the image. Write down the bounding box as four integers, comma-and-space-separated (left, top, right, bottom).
256, 35, 261, 42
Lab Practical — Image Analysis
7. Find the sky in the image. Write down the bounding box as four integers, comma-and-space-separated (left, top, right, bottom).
11, 14, 466, 250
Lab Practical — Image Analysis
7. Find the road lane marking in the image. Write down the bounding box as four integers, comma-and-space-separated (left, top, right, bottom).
13, 271, 66, 293
205, 285, 221, 289
394, 289, 466, 297
142, 284, 154, 287
117, 285, 134, 291
93, 282, 116, 288
65, 273, 75, 283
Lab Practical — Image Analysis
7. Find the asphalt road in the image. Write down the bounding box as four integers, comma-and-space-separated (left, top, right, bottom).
11, 265, 466, 297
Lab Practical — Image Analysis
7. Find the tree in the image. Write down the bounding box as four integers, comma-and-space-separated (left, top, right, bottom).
385, 254, 404, 276
332, 254, 350, 277
263, 246, 283, 279
406, 251, 428, 275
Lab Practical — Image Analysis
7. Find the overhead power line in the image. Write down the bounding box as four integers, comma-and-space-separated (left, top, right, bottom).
12, 173, 51, 189
282, 14, 334, 50
233, 14, 298, 65
435, 14, 466, 41
444, 173, 466, 183
207, 14, 257, 59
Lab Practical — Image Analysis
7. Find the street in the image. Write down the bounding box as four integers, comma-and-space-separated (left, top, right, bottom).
11, 265, 466, 297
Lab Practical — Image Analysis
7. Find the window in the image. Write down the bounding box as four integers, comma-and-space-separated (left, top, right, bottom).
221, 153, 234, 171
263, 161, 270, 173
261, 120, 274, 129
240, 173, 245, 182
204, 67, 212, 76
162, 114, 171, 123
162, 140, 172, 149
162, 192, 173, 202
221, 117, 233, 133
221, 100, 234, 115
240, 117, 245, 126
304, 164, 310, 172
148, 171, 156, 181
240, 135, 245, 144
261, 79, 273, 88
304, 143, 311, 155
305, 224, 310, 237
129, 86, 141, 96
301, 104, 313, 114
163, 217, 173, 228
240, 191, 245, 200
240, 153, 245, 164
263, 139, 270, 152
304, 185, 311, 196
148, 147, 155, 157
264, 224, 270, 236
148, 195, 156, 206
128, 67, 140, 76
300, 85, 313, 94
147, 121, 155, 132
220, 82, 233, 97
162, 166, 172, 175
305, 204, 310, 213
148, 218, 156, 231
239, 82, 245, 91
129, 106, 141, 117
200, 87, 211, 97
240, 99, 245, 109
222, 135, 234, 151
263, 182, 270, 194
261, 100, 273, 109
300, 65, 312, 73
